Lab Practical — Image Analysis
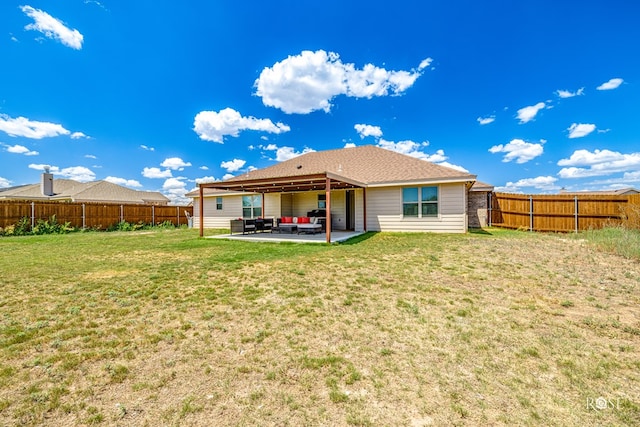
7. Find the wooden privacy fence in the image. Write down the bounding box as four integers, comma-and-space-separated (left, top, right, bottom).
0, 200, 193, 230
489, 192, 640, 232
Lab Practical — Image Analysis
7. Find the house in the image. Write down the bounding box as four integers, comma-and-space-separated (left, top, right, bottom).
190, 145, 478, 242
0, 172, 169, 205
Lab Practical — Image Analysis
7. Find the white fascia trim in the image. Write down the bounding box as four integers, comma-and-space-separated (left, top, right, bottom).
366, 176, 477, 188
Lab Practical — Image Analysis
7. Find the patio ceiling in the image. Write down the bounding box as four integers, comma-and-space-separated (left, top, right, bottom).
199, 173, 363, 194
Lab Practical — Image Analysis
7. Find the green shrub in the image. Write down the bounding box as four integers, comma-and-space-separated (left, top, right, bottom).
32, 215, 75, 235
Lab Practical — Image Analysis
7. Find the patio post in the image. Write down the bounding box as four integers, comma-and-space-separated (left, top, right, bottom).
363, 188, 367, 232
199, 184, 204, 237
325, 177, 331, 243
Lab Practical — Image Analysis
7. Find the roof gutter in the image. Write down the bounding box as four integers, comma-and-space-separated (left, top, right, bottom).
366, 175, 477, 188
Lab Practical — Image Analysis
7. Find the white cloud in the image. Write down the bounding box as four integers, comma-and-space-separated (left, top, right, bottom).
193, 107, 290, 143
477, 116, 495, 125
195, 176, 218, 184
59, 166, 95, 182
596, 78, 623, 91
354, 123, 383, 139
220, 159, 246, 173
20, 5, 83, 50
496, 176, 559, 193
557, 149, 640, 178
516, 102, 546, 124
556, 88, 585, 98
489, 139, 544, 163
255, 50, 430, 114
0, 177, 11, 188
0, 114, 70, 139
105, 176, 142, 188
71, 131, 89, 139
222, 173, 235, 181
275, 146, 316, 162
30, 164, 95, 182
4, 144, 38, 156
28, 163, 58, 172
140, 145, 155, 151
84, 154, 96, 159
162, 177, 190, 205
344, 142, 357, 148
160, 157, 192, 171
260, 143, 278, 151
418, 58, 433, 70
142, 167, 172, 179
199, 165, 209, 170
567, 123, 596, 139
376, 139, 468, 172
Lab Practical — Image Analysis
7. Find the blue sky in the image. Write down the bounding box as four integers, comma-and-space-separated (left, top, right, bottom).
1, 1, 638, 204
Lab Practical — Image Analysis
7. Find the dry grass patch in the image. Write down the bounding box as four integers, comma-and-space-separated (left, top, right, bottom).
0, 228, 638, 426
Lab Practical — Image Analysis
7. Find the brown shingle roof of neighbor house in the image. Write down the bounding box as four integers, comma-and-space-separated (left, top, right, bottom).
469, 180, 494, 192
559, 187, 639, 196
0, 179, 170, 204
201, 145, 475, 193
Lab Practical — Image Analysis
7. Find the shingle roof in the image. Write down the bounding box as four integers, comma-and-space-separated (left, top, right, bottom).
470, 180, 494, 192
227, 145, 475, 186
0, 179, 169, 204
559, 188, 639, 196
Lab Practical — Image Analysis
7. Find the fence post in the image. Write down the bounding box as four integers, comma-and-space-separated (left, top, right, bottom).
82, 203, 86, 229
488, 192, 492, 227
529, 196, 533, 231
176, 206, 180, 226
31, 201, 35, 228
120, 205, 124, 223
574, 196, 578, 233
152, 205, 155, 225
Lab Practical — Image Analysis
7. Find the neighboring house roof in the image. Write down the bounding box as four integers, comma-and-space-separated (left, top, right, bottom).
0, 178, 170, 204
192, 145, 476, 196
559, 188, 639, 196
470, 180, 494, 192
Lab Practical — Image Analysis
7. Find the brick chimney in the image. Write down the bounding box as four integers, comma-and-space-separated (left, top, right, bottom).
41, 167, 54, 196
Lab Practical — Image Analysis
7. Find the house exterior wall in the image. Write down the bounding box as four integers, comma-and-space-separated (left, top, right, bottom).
468, 191, 489, 228
365, 183, 468, 233
194, 183, 468, 233
193, 193, 281, 229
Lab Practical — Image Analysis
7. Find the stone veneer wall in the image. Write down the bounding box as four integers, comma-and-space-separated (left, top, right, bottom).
468, 191, 489, 228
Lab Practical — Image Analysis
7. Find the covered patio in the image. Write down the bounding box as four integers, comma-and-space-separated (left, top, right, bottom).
198, 172, 366, 243
206, 230, 365, 244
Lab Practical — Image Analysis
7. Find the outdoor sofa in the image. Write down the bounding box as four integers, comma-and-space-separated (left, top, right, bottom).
273, 216, 322, 234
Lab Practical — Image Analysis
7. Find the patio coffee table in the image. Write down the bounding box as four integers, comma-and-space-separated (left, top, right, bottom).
272, 223, 297, 233
297, 223, 322, 234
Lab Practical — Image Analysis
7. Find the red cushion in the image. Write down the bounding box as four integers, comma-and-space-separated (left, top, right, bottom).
298, 216, 310, 223
282, 216, 293, 223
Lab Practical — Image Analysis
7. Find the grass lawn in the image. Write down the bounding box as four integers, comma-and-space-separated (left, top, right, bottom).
0, 228, 639, 426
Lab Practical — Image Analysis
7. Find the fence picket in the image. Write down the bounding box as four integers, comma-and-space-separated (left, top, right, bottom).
490, 192, 637, 232
0, 200, 192, 230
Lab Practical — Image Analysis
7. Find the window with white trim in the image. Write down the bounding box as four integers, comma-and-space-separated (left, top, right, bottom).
242, 195, 262, 218
402, 186, 438, 217
215, 197, 223, 210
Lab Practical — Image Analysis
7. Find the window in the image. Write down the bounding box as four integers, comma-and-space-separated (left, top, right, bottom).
242, 195, 262, 218
402, 188, 419, 217
402, 186, 438, 217
215, 197, 223, 210
318, 194, 326, 209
